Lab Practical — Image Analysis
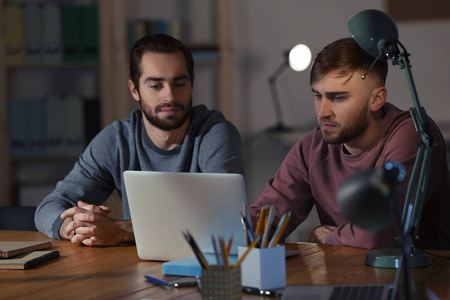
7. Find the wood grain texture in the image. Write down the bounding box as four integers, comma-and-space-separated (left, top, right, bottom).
0, 231, 449, 299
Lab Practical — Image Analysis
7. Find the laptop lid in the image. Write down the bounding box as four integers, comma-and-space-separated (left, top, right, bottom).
124, 171, 248, 261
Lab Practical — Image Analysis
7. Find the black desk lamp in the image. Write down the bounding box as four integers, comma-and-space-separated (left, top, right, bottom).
338, 161, 413, 299
345, 9, 433, 269
267, 44, 311, 132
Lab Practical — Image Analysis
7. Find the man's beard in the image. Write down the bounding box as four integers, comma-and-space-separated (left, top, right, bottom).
140, 99, 192, 131
320, 101, 369, 145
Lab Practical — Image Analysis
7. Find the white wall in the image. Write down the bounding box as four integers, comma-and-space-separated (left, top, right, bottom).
232, 0, 450, 242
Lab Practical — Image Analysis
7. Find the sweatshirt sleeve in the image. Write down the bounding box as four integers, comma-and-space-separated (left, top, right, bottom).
34, 125, 118, 239
250, 138, 316, 240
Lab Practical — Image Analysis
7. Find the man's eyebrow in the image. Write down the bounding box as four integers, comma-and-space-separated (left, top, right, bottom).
143, 74, 189, 83
143, 76, 163, 83
174, 75, 189, 81
311, 88, 349, 97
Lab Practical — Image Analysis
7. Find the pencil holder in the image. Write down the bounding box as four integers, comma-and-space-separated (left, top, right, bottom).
199, 266, 241, 300
238, 245, 286, 290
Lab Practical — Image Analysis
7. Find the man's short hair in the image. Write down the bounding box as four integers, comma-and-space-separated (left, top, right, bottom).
310, 37, 388, 87
129, 34, 195, 91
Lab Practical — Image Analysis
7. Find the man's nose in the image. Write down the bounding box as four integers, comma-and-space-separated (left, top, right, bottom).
317, 100, 332, 118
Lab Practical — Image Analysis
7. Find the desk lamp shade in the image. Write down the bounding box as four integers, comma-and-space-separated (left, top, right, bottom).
347, 9, 399, 59
338, 161, 405, 232
338, 169, 390, 232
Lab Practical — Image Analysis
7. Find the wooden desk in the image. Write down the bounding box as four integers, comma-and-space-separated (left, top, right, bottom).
1, 230, 449, 299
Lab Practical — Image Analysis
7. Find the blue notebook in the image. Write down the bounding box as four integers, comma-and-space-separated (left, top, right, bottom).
162, 254, 239, 277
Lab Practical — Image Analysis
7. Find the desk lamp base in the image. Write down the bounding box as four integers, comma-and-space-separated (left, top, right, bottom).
365, 248, 431, 268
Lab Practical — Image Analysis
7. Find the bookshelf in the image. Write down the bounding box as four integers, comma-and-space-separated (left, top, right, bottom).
0, 0, 233, 207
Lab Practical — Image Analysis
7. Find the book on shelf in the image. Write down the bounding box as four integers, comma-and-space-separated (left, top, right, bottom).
8, 99, 29, 158
4, 4, 25, 66
43, 3, 63, 64
62, 5, 99, 62
8, 95, 96, 158
64, 95, 86, 156
80, 5, 99, 61
28, 99, 46, 157
23, 3, 43, 64
44, 95, 66, 156
127, 18, 181, 54
4, 3, 98, 65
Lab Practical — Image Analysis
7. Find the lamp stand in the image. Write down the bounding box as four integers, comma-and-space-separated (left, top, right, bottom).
365, 248, 430, 268
267, 51, 292, 132
365, 40, 434, 270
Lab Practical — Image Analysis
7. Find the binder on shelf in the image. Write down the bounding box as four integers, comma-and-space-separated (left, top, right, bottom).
154, 19, 168, 35
28, 99, 46, 157
80, 5, 99, 61
23, 3, 43, 64
127, 18, 181, 55
5, 4, 25, 66
84, 98, 101, 146
8, 99, 29, 158
44, 95, 65, 156
127, 20, 147, 54
62, 5, 82, 62
42, 3, 62, 64
64, 95, 85, 156
168, 20, 181, 40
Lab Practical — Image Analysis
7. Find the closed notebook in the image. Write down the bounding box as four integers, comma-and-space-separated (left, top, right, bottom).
162, 254, 239, 277
0, 241, 52, 258
0, 250, 60, 270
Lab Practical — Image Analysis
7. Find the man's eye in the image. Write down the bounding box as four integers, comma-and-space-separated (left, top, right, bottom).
314, 94, 322, 100
333, 96, 344, 102
174, 81, 187, 87
150, 84, 162, 89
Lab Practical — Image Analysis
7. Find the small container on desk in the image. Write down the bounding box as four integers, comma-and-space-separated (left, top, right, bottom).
238, 245, 286, 290
199, 266, 242, 300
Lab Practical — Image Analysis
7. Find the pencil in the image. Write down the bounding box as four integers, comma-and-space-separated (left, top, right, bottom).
227, 236, 233, 253
183, 231, 210, 270
211, 234, 222, 268
268, 211, 291, 247
261, 205, 276, 248
242, 204, 249, 246
240, 212, 257, 242
254, 206, 268, 236
221, 239, 230, 270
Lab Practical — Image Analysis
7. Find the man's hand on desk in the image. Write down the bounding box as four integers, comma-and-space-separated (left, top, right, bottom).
308, 225, 337, 244
60, 201, 135, 246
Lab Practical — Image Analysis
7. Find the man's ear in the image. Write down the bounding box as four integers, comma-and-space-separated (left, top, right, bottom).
128, 79, 140, 102
370, 86, 387, 112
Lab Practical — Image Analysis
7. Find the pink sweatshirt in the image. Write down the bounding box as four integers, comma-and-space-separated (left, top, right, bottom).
250, 103, 450, 250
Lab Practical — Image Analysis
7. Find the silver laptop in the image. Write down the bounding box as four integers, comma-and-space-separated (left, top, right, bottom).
281, 284, 393, 300
123, 171, 248, 261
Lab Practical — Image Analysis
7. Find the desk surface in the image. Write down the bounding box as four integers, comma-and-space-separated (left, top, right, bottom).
1, 230, 449, 299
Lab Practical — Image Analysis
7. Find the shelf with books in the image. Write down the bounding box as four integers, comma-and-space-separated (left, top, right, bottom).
4, 2, 99, 67
1, 0, 103, 207
0, 0, 234, 208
